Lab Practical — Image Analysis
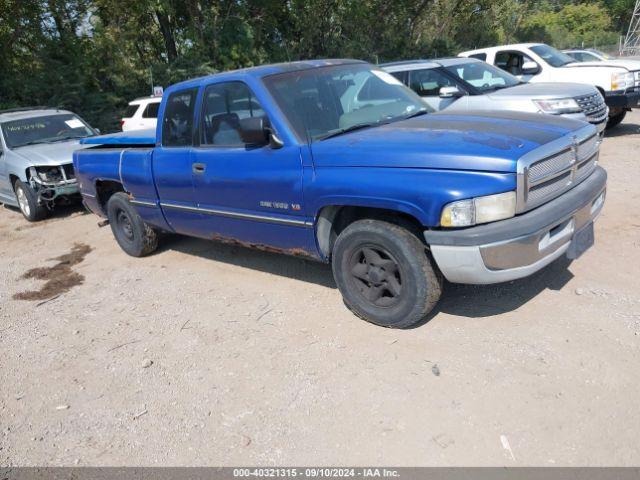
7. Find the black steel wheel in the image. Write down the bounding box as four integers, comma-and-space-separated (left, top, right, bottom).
332, 219, 442, 328
106, 192, 158, 257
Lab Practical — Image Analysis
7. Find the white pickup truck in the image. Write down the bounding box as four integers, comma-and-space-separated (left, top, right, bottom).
460, 43, 640, 128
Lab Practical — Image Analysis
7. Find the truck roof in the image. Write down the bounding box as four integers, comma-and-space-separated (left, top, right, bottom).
169, 59, 367, 91
0, 107, 72, 122
460, 43, 543, 56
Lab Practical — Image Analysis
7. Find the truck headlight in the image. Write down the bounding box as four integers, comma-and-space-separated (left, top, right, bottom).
533, 98, 581, 114
440, 191, 516, 227
611, 72, 635, 91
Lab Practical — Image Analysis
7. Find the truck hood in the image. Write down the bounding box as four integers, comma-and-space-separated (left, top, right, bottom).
10, 140, 90, 167
487, 82, 597, 100
311, 111, 591, 173
567, 59, 640, 71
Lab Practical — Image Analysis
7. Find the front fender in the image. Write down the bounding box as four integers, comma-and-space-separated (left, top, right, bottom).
307, 167, 517, 228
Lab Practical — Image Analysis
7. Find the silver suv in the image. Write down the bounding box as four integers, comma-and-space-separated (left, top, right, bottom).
0, 107, 96, 221
382, 57, 608, 136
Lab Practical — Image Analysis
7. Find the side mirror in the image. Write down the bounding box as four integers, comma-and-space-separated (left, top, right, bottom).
439, 86, 463, 98
94, 128, 101, 135
239, 117, 269, 146
522, 61, 540, 75
239, 117, 283, 148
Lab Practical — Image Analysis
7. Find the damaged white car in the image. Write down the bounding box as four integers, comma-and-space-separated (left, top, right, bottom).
0, 107, 97, 221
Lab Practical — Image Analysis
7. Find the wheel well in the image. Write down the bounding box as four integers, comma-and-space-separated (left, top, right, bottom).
95, 180, 125, 209
316, 205, 425, 259
9, 174, 19, 190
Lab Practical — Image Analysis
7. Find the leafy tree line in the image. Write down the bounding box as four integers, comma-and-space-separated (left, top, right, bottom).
0, 0, 635, 132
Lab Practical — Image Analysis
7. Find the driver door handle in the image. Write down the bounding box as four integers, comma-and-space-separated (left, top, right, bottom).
192, 163, 206, 174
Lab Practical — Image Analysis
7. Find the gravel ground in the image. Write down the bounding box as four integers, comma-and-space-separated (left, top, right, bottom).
1, 112, 640, 466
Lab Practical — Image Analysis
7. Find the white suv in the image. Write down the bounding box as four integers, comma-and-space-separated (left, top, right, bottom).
460, 43, 640, 128
121, 96, 162, 131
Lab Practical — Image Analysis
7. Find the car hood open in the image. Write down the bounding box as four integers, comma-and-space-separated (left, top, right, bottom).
310, 111, 591, 173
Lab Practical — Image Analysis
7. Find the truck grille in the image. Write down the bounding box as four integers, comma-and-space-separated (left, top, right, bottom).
575, 93, 607, 123
62, 163, 76, 180
520, 133, 600, 211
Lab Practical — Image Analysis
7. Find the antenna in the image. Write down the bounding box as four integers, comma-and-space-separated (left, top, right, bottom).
622, 0, 640, 55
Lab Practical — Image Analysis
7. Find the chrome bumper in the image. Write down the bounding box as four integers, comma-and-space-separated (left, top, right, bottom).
425, 167, 607, 285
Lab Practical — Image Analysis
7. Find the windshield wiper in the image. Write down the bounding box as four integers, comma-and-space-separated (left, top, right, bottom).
316, 122, 377, 141
50, 135, 87, 143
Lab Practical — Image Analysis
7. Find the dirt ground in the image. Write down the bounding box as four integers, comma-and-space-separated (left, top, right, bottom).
1, 112, 640, 467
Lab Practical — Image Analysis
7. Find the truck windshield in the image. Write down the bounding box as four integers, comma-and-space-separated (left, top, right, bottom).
445, 61, 522, 92
530, 45, 576, 67
263, 63, 432, 141
1, 114, 95, 149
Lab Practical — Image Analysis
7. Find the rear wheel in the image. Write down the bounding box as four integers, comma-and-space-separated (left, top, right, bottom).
606, 110, 627, 130
332, 219, 442, 328
106, 192, 158, 257
13, 179, 48, 222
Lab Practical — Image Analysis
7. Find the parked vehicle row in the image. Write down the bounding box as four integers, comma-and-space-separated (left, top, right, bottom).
460, 43, 640, 128
2, 41, 622, 327
71, 59, 607, 328
382, 57, 608, 135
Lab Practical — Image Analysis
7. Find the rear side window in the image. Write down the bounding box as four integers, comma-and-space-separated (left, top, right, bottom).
162, 89, 197, 147
143, 102, 160, 119
468, 53, 487, 61
124, 104, 139, 118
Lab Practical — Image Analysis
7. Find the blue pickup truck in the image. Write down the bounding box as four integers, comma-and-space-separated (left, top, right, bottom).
74, 59, 607, 328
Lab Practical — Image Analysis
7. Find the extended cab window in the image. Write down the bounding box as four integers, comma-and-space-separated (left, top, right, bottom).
409, 68, 455, 96
201, 82, 266, 146
162, 89, 197, 147
143, 102, 160, 119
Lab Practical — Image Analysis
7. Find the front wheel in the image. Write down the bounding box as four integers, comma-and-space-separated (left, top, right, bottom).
106, 192, 158, 257
14, 179, 48, 222
606, 110, 627, 130
332, 219, 442, 328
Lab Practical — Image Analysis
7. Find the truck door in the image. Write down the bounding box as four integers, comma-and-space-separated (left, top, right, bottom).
152, 88, 202, 236
190, 81, 312, 253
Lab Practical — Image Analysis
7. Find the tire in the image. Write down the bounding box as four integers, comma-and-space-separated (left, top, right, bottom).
106, 192, 158, 257
332, 219, 442, 328
606, 110, 627, 130
13, 179, 48, 222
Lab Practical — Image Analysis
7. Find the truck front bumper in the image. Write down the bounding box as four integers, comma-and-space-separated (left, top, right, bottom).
424, 167, 607, 285
604, 89, 640, 109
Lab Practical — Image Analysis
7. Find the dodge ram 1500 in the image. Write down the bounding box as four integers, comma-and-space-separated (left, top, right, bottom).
74, 59, 607, 328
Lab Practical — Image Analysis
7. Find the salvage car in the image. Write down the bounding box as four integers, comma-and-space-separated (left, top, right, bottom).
459, 43, 640, 128
0, 107, 97, 221
382, 57, 608, 136
74, 60, 607, 328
